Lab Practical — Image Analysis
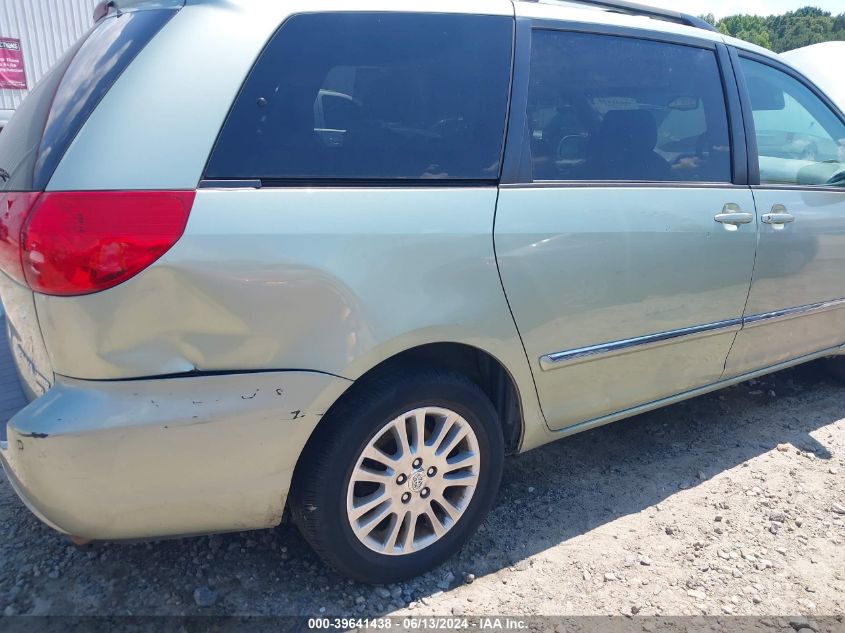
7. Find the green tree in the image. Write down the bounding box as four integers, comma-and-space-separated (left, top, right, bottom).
767, 7, 834, 52
717, 14, 772, 49
698, 13, 717, 27
831, 12, 845, 39
710, 7, 844, 53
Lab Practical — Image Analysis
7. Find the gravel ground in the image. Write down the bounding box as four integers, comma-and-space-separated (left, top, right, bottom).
0, 353, 843, 617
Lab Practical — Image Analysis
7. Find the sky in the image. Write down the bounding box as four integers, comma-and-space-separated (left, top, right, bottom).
647, 0, 845, 18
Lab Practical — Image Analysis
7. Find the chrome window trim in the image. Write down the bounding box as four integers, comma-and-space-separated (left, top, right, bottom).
540, 297, 845, 371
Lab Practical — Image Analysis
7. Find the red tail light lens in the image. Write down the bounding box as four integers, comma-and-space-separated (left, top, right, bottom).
20, 191, 195, 296
0, 192, 41, 286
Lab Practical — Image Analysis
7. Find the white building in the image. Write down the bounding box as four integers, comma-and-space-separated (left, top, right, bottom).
0, 0, 97, 130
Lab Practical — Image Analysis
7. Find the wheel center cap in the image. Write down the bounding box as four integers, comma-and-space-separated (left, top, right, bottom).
408, 470, 426, 492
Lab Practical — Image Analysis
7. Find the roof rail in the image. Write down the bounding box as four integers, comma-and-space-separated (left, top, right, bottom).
523, 0, 719, 32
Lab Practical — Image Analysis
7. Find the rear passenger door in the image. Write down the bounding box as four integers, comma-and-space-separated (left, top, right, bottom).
495, 22, 757, 430
723, 52, 845, 377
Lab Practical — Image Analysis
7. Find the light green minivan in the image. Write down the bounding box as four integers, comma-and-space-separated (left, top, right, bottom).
0, 0, 843, 583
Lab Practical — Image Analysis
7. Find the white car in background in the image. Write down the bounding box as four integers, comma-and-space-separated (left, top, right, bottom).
767, 41, 845, 185
782, 42, 845, 110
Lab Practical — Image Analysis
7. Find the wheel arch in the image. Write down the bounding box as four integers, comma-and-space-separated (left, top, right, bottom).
290, 342, 525, 502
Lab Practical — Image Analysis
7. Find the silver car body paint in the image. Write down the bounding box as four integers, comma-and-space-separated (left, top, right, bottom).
0, 274, 52, 400
495, 187, 759, 430
724, 188, 845, 377
34, 188, 539, 405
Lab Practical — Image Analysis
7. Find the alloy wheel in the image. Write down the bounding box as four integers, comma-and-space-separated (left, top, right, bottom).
345, 406, 481, 555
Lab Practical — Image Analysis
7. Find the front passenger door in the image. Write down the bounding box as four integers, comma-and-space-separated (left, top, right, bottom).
724, 54, 845, 377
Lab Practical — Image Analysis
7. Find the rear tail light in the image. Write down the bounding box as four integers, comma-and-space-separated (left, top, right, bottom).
0, 190, 194, 296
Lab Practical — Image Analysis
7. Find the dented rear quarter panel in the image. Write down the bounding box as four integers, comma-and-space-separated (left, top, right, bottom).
0, 273, 52, 400
33, 188, 549, 448
33, 0, 548, 456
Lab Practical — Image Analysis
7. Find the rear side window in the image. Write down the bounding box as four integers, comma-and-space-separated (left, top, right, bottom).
525, 30, 732, 183
206, 13, 513, 183
0, 10, 176, 192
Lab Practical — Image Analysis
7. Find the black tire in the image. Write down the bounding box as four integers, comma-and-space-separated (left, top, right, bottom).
289, 368, 504, 584
825, 356, 845, 382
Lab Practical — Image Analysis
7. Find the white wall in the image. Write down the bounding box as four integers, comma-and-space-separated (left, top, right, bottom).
0, 0, 97, 116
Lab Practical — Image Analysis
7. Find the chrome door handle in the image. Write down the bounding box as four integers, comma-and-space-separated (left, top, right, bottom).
760, 204, 795, 228
714, 212, 754, 225
714, 204, 754, 231
762, 213, 794, 223
761, 204, 795, 227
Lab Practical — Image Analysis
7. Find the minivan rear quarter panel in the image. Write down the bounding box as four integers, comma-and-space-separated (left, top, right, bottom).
33, 3, 550, 449
0, 272, 52, 399
34, 188, 532, 382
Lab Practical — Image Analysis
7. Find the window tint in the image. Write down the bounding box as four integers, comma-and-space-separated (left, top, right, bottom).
525, 31, 732, 183
740, 58, 845, 188
206, 13, 513, 182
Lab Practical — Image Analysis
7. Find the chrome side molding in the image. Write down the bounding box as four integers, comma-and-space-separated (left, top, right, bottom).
549, 343, 844, 439
541, 297, 845, 371
743, 297, 845, 328
540, 318, 742, 371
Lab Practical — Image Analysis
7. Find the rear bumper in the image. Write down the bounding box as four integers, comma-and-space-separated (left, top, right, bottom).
0, 370, 350, 539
